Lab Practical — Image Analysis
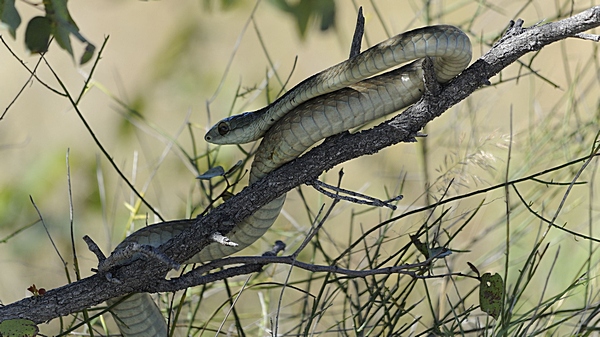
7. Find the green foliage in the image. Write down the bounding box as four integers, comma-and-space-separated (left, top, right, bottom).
0, 0, 20, 38
0, 319, 38, 337
24, 16, 51, 53
3, 0, 95, 64
480, 273, 504, 320
202, 0, 337, 38
4, 0, 335, 64
44, 0, 77, 56
269, 0, 336, 38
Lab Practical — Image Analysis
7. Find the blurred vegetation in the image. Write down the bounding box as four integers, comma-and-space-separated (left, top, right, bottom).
1, 0, 336, 64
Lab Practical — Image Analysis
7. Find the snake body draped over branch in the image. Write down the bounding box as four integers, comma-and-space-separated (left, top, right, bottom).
106, 25, 472, 336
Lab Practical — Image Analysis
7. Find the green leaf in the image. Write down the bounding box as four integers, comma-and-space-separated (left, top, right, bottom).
479, 272, 504, 320
79, 42, 95, 64
315, 0, 334, 31
0, 0, 21, 38
44, 0, 77, 30
53, 21, 73, 56
45, 0, 74, 56
43, 0, 96, 64
0, 318, 39, 337
24, 16, 51, 53
410, 234, 429, 258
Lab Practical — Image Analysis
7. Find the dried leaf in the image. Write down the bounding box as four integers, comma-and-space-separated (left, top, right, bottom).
0, 319, 39, 337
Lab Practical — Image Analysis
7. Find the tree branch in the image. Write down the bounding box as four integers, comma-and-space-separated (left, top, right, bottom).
1, 5, 599, 325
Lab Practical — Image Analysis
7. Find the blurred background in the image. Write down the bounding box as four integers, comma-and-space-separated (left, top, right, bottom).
1, 0, 599, 335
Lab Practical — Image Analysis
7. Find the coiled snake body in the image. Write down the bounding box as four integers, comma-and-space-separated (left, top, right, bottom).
107, 25, 471, 336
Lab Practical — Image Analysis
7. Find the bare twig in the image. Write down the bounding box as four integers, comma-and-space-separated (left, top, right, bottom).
1, 5, 600, 325
83, 235, 107, 265
307, 179, 402, 209
148, 253, 477, 294
39, 40, 165, 222
349, 6, 365, 58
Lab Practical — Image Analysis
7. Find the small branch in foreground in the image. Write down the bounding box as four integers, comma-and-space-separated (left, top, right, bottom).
149, 252, 478, 293
307, 179, 402, 209
83, 235, 107, 265
293, 199, 338, 256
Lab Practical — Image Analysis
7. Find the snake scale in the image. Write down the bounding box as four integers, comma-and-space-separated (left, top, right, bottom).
105, 25, 471, 336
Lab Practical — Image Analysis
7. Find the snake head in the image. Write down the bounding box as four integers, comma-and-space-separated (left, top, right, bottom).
205, 112, 263, 144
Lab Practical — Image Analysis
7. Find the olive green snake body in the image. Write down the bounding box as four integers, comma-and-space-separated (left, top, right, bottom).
106, 25, 471, 336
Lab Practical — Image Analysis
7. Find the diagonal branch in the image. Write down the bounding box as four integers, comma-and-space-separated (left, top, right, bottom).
0, 5, 599, 326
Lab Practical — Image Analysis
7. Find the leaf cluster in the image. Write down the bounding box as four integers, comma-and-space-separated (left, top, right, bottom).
1, 0, 94, 64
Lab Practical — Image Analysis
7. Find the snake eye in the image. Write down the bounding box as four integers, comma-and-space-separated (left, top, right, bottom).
217, 122, 230, 136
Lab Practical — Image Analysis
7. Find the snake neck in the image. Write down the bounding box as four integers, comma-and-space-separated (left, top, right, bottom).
205, 25, 471, 146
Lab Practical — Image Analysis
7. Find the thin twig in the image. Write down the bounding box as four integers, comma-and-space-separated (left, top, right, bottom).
66, 150, 80, 282
40, 46, 165, 221
512, 184, 600, 243
0, 37, 63, 120
574, 32, 600, 41
0, 36, 63, 94
151, 253, 478, 293
293, 202, 337, 257
349, 6, 365, 58
83, 235, 107, 265
333, 151, 600, 265
30, 196, 69, 269
307, 179, 401, 210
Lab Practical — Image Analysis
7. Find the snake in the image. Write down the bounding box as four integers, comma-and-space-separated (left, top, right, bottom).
104, 25, 471, 336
